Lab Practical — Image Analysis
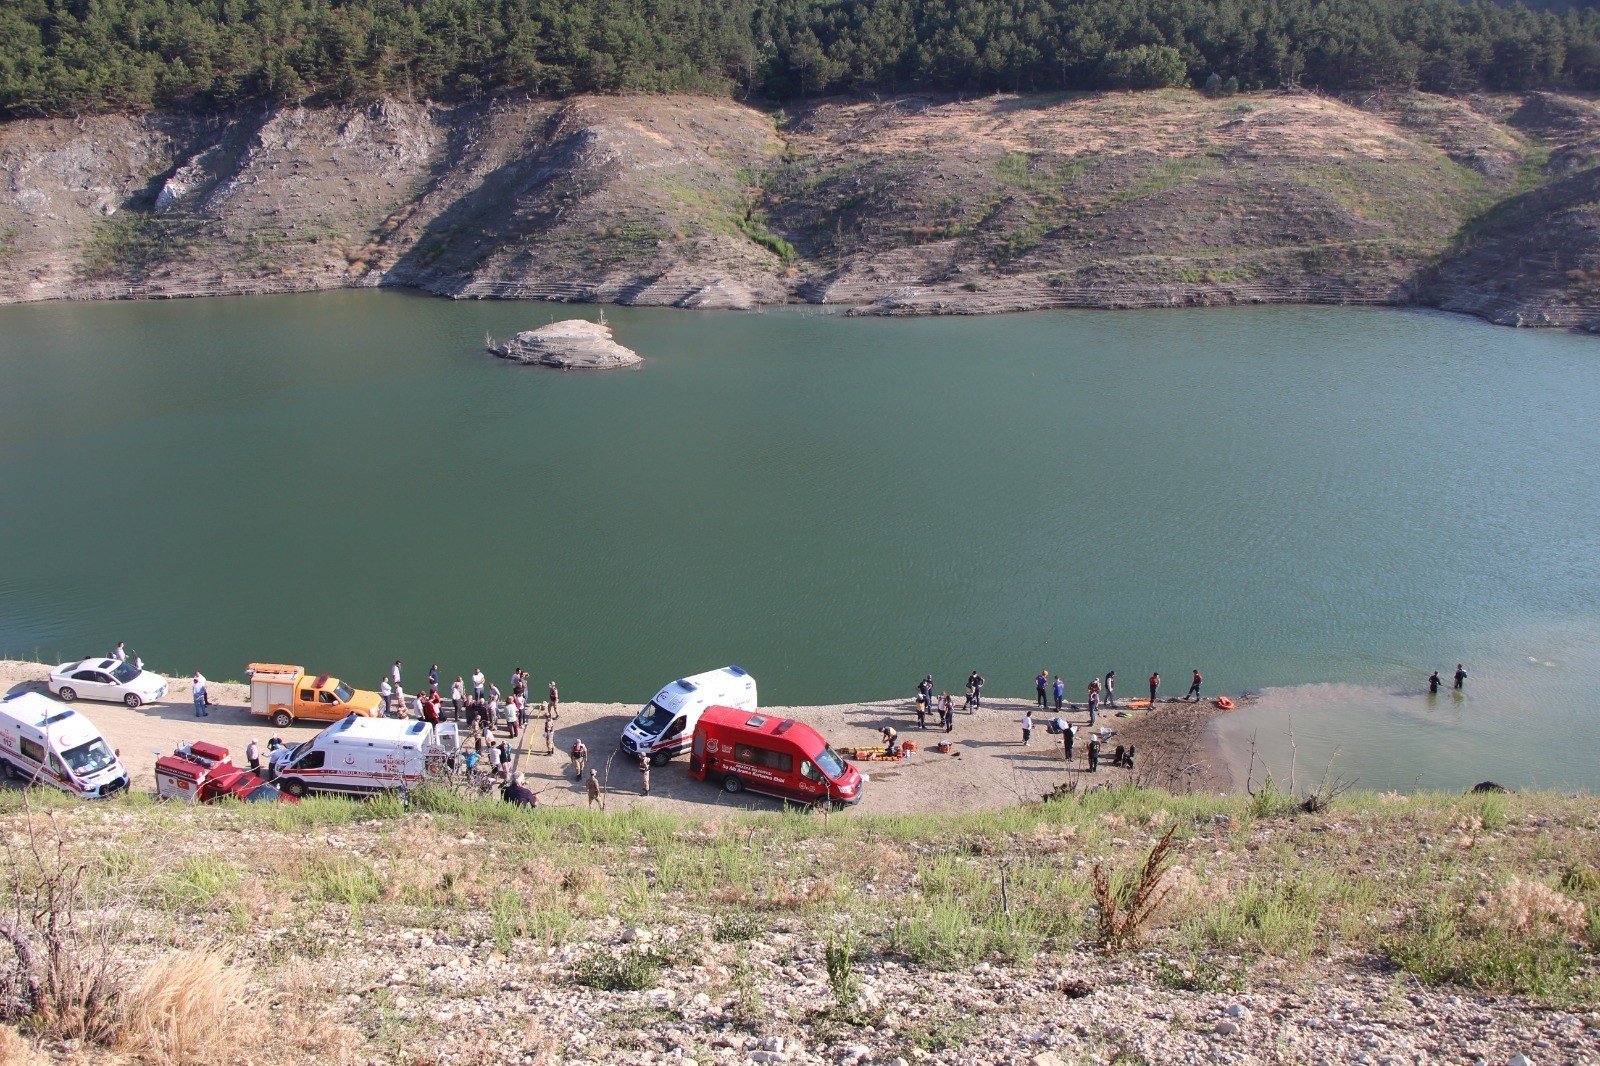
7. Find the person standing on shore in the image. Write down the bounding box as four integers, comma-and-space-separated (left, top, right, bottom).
638, 754, 651, 796
543, 715, 555, 755
245, 738, 261, 772
940, 691, 954, 732
428, 664, 439, 689
1087, 679, 1100, 727
451, 676, 465, 719
1064, 721, 1076, 762
191, 671, 209, 718
1021, 711, 1033, 746
586, 769, 603, 809
1087, 737, 1101, 773
915, 695, 927, 730
968, 671, 985, 709
1104, 671, 1116, 708
391, 661, 403, 687
1036, 670, 1049, 709
1428, 671, 1442, 695
570, 739, 588, 780
1187, 669, 1203, 701
1149, 671, 1160, 705
548, 681, 560, 717
1454, 664, 1467, 690
472, 668, 485, 700
1052, 674, 1065, 713
112, 642, 127, 662
379, 677, 393, 717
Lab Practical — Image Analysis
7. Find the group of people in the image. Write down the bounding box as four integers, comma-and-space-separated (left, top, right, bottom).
379, 660, 561, 731
1016, 710, 1134, 773
914, 671, 987, 723
564, 738, 651, 809
1428, 664, 1469, 695
373, 660, 572, 804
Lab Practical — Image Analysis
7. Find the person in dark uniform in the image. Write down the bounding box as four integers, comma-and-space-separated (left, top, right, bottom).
1428, 671, 1442, 695
968, 671, 985, 709
503, 774, 538, 807
1087, 737, 1101, 772
1453, 664, 1467, 690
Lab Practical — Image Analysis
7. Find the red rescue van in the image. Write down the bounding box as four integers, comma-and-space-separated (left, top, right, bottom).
688, 705, 863, 806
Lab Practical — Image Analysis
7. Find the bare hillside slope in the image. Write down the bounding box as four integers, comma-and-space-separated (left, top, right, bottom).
2, 89, 1599, 328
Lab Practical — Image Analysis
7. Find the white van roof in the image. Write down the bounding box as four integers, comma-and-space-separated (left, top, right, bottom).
322, 715, 432, 746
1, 691, 104, 748
649, 665, 753, 714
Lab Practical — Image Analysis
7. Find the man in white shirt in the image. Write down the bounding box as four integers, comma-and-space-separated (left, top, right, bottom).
380, 678, 393, 716
111, 642, 127, 662
471, 668, 485, 699
191, 672, 209, 718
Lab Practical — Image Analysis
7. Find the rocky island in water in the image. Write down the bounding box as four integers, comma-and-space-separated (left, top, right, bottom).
489, 319, 641, 369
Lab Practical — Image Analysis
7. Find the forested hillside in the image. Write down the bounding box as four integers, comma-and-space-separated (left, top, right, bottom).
3, 0, 1600, 118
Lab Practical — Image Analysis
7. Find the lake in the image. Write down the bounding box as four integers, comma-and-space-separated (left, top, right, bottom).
1, 292, 1597, 792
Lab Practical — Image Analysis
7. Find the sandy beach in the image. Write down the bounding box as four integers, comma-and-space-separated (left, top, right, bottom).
0, 660, 1232, 811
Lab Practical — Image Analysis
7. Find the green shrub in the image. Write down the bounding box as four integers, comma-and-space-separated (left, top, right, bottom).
1387, 902, 1594, 1003
572, 948, 667, 991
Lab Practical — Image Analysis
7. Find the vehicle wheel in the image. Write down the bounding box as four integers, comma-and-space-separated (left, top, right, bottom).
124, 693, 142, 709
271, 710, 292, 728
722, 774, 743, 794
649, 750, 671, 768
281, 778, 307, 798
2, 759, 24, 782
56, 687, 75, 702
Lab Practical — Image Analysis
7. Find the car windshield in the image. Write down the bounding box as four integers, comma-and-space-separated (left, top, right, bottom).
60, 738, 116, 777
110, 661, 142, 684
816, 745, 847, 780
333, 682, 355, 703
243, 784, 283, 802
631, 701, 673, 734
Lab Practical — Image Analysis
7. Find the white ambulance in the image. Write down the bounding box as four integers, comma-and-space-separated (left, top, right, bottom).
0, 691, 130, 798
266, 714, 458, 797
620, 665, 757, 766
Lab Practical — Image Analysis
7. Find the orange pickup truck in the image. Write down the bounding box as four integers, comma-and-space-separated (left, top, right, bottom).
246, 663, 382, 728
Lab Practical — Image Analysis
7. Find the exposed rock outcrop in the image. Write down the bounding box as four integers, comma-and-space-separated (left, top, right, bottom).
3, 89, 1600, 328
490, 319, 640, 369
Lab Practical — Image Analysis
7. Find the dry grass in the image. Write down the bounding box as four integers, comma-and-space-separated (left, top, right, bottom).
0, 1024, 49, 1065
1473, 876, 1588, 939
115, 952, 252, 1064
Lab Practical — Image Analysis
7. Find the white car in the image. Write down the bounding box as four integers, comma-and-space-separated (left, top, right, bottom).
48, 658, 169, 708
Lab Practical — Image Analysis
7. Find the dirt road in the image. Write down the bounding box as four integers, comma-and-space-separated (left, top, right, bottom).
0, 660, 1227, 812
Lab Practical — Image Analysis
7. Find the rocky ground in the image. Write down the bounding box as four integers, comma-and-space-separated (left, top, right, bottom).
1, 784, 1598, 1066
3, 89, 1600, 329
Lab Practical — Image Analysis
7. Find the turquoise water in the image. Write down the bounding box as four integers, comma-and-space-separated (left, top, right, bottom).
1, 292, 1597, 791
